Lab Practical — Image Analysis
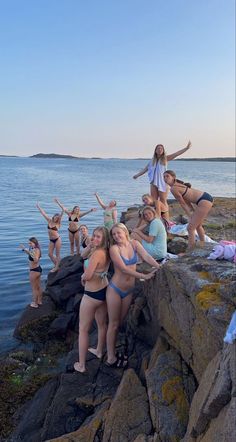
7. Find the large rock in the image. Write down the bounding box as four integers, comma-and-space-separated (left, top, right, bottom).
182, 342, 236, 441
145, 349, 196, 441
13, 297, 57, 342
103, 368, 152, 442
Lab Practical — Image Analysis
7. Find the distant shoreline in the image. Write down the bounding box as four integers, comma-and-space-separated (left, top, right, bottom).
0, 153, 235, 162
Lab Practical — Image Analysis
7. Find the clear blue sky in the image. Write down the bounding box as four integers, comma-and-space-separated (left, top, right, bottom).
0, 0, 235, 158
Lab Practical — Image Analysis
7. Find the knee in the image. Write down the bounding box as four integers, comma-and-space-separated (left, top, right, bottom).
108, 320, 119, 332
48, 252, 52, 258
79, 323, 90, 334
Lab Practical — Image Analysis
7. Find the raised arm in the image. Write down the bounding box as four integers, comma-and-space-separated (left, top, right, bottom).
36, 203, 51, 223
54, 198, 70, 216
80, 208, 97, 219
167, 140, 191, 161
110, 245, 156, 280
94, 192, 106, 209
133, 164, 149, 180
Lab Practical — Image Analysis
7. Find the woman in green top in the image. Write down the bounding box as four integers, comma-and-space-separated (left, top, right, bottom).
94, 192, 117, 230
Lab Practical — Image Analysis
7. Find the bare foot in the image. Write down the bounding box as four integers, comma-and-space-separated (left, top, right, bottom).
88, 348, 102, 359
30, 302, 38, 308
74, 362, 86, 373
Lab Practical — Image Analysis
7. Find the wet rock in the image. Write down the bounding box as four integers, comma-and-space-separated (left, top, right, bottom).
146, 349, 196, 441
13, 297, 57, 342
47, 256, 83, 287
103, 369, 152, 442
49, 313, 74, 337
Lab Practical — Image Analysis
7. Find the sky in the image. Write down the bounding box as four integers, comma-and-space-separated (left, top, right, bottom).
0, 0, 235, 158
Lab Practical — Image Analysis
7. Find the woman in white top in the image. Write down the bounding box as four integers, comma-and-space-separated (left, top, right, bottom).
133, 141, 191, 219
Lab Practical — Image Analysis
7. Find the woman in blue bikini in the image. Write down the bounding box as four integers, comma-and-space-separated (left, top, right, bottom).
163, 170, 213, 250
36, 202, 63, 272
106, 223, 160, 367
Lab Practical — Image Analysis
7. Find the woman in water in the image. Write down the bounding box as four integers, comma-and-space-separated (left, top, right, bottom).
36, 202, 63, 272
79, 225, 91, 249
19, 237, 43, 308
94, 192, 117, 230
106, 223, 160, 367
54, 198, 96, 255
133, 141, 191, 218
132, 206, 167, 261
74, 226, 110, 373
163, 170, 213, 249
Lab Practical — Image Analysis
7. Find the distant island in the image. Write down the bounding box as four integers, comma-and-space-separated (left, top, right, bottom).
30, 153, 87, 159
176, 157, 235, 162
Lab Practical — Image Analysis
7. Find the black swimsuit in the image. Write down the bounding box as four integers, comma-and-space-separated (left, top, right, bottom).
68, 216, 79, 234
48, 225, 60, 242
29, 249, 42, 273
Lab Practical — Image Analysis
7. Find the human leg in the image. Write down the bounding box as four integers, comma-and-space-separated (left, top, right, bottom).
48, 241, 57, 266
75, 295, 102, 372
158, 190, 169, 220
106, 286, 122, 364
29, 271, 39, 307
89, 302, 107, 358
74, 230, 80, 255
53, 237, 62, 271
187, 201, 212, 248
68, 231, 75, 255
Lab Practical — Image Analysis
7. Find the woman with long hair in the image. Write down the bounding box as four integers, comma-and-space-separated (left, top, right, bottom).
132, 206, 167, 261
74, 226, 110, 373
54, 198, 96, 255
19, 237, 43, 308
163, 170, 213, 249
106, 223, 160, 367
133, 141, 191, 218
36, 202, 63, 272
94, 192, 117, 230
79, 224, 91, 249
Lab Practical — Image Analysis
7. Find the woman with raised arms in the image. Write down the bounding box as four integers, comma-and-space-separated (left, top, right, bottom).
74, 226, 110, 373
19, 237, 43, 308
106, 223, 160, 368
133, 141, 191, 219
36, 202, 63, 272
163, 170, 213, 250
54, 198, 96, 255
94, 192, 117, 230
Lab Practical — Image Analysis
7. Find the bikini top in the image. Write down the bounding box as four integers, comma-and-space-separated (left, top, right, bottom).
68, 216, 79, 222
84, 258, 109, 280
82, 237, 88, 248
28, 247, 39, 262
120, 244, 138, 266
48, 225, 58, 231
181, 186, 189, 197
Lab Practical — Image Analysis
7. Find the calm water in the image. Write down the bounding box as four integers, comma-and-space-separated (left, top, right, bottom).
0, 157, 235, 353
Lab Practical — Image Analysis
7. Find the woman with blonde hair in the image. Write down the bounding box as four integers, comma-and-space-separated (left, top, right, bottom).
19, 237, 43, 308
36, 202, 63, 272
74, 226, 110, 373
54, 198, 96, 255
163, 170, 213, 249
133, 141, 191, 218
106, 223, 160, 367
94, 192, 117, 230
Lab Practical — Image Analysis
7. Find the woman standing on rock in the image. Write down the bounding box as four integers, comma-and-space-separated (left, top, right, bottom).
133, 141, 191, 219
54, 198, 96, 255
19, 237, 43, 308
74, 226, 110, 373
94, 192, 117, 230
163, 170, 213, 249
132, 206, 167, 261
36, 202, 63, 272
106, 223, 160, 368
79, 225, 91, 248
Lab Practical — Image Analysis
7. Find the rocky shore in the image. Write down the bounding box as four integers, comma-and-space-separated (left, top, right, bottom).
0, 198, 235, 442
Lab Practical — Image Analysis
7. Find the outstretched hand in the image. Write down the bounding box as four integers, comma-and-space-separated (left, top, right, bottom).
140, 268, 158, 281
36, 202, 40, 209
91, 208, 97, 212
186, 140, 191, 149
18, 244, 25, 250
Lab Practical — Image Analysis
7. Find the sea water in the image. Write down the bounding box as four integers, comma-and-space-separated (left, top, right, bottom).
0, 157, 235, 353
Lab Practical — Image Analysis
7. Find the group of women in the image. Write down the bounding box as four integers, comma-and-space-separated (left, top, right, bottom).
19, 140, 214, 371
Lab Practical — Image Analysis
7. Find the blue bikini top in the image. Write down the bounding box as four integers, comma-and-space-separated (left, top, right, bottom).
120, 244, 138, 266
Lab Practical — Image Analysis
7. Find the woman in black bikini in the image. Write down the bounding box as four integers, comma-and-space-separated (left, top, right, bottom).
19, 237, 43, 308
36, 202, 63, 272
79, 225, 91, 249
54, 198, 96, 255
163, 170, 213, 249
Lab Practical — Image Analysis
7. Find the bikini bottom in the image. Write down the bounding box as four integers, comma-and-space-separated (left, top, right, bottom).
30, 266, 42, 273
84, 287, 107, 301
68, 228, 79, 235
196, 192, 213, 205
109, 281, 134, 299
50, 237, 60, 244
